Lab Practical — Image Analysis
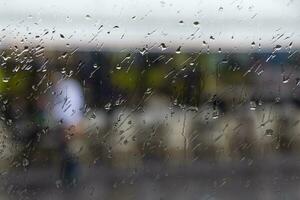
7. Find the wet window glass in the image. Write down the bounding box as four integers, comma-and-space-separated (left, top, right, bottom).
0, 0, 300, 199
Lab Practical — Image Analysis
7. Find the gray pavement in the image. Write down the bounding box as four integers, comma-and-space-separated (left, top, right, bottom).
2, 155, 300, 200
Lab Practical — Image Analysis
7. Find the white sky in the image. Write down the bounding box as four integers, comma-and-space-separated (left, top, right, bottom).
0, 0, 299, 52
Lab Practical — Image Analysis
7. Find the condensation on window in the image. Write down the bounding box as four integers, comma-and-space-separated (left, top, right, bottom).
0, 0, 299, 199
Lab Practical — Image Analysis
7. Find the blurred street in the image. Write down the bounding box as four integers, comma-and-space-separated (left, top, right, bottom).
2, 155, 300, 200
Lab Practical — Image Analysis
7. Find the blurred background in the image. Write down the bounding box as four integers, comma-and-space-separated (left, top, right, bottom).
0, 0, 300, 199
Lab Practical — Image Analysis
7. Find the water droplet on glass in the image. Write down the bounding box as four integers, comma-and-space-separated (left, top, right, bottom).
296, 78, 300, 86
251, 41, 255, 47
178, 20, 184, 25
22, 158, 29, 167
2, 77, 10, 83
218, 7, 224, 12
66, 16, 72, 23
132, 136, 137, 141
145, 88, 152, 94
160, 43, 167, 51
212, 111, 219, 119
93, 64, 98, 69
250, 101, 256, 111
85, 14, 92, 19
265, 129, 274, 136
89, 112, 96, 120
139, 48, 147, 55
55, 180, 62, 188
104, 102, 112, 110
274, 44, 282, 51
193, 21, 199, 26
116, 65, 121, 70
283, 76, 289, 84
125, 53, 131, 59
175, 46, 181, 54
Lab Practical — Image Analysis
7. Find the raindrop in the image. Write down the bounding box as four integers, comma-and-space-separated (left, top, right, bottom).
178, 20, 184, 25
89, 112, 96, 120
85, 14, 92, 19
251, 41, 255, 47
132, 136, 137, 141
55, 180, 62, 188
210, 36, 215, 40
193, 21, 199, 26
139, 48, 147, 55
116, 65, 121, 70
218, 7, 224, 12
125, 53, 131, 60
212, 110, 219, 119
175, 46, 181, 54
160, 43, 167, 51
283, 76, 289, 84
104, 102, 112, 110
145, 88, 152, 94
66, 16, 72, 23
22, 158, 29, 167
265, 129, 274, 136
93, 64, 98, 68
296, 78, 300, 86
218, 48, 222, 53
274, 44, 282, 51
249, 101, 256, 111
2, 77, 10, 83
60, 34, 65, 39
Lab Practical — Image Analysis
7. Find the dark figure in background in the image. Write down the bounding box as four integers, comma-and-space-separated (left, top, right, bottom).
48, 72, 85, 187
6, 98, 44, 168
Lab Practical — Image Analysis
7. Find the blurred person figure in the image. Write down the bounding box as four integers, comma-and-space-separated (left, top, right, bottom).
252, 102, 280, 158
138, 94, 170, 162
48, 71, 85, 187
163, 105, 194, 165
190, 103, 221, 161
109, 108, 141, 168
274, 102, 298, 153
226, 105, 256, 161
193, 99, 256, 163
